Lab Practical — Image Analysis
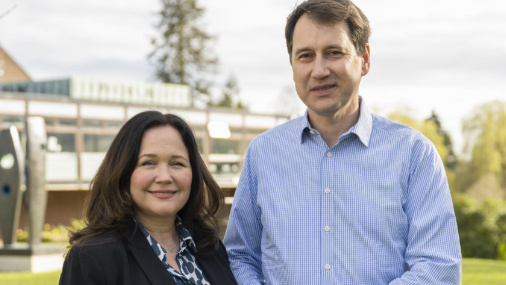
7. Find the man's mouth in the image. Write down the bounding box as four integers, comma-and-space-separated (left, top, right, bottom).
312, 84, 336, 91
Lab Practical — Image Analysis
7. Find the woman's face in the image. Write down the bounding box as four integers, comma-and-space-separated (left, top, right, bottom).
130, 126, 193, 223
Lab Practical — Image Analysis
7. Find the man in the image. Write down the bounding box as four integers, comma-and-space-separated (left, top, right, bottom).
224, 0, 462, 284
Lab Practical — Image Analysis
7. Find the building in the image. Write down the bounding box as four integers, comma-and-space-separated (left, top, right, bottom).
0, 44, 31, 83
0, 65, 288, 241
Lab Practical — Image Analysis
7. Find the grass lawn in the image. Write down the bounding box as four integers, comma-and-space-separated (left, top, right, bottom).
0, 271, 61, 285
0, 258, 505, 284
462, 258, 506, 285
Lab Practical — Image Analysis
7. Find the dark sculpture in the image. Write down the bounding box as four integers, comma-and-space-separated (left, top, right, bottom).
0, 126, 25, 247
0, 117, 47, 247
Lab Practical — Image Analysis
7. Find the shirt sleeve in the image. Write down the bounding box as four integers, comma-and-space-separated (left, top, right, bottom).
224, 144, 265, 285
390, 139, 462, 285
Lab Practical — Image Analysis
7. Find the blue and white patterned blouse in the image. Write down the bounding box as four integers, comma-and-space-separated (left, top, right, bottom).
138, 217, 211, 285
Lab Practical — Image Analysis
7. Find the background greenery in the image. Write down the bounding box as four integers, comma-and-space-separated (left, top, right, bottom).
388, 100, 506, 260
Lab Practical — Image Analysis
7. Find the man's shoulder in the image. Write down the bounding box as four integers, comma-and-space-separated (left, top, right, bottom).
253, 116, 303, 142
371, 114, 433, 146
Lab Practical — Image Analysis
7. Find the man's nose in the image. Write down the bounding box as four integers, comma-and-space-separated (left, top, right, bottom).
311, 56, 330, 79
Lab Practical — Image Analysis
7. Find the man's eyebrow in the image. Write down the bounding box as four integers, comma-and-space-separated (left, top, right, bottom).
293, 47, 313, 55
294, 45, 346, 55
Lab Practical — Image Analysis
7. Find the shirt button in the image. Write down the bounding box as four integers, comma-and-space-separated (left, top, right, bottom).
324, 226, 330, 232
325, 264, 330, 270
326, 152, 332, 158
324, 188, 330, 194
309, 130, 315, 134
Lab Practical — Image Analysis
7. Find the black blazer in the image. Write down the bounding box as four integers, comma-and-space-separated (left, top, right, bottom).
59, 226, 238, 285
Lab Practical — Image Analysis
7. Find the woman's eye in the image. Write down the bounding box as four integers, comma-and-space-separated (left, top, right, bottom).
141, 161, 155, 166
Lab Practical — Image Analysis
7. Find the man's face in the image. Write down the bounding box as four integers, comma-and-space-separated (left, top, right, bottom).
291, 14, 370, 118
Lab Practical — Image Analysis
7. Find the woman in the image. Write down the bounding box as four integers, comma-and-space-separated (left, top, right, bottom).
59, 111, 238, 285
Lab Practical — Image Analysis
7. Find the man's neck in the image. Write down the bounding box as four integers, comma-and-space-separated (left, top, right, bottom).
308, 98, 360, 147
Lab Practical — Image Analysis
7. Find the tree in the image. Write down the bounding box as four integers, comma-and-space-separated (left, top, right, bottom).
460, 101, 506, 195
208, 74, 247, 109
426, 111, 457, 170
150, 0, 218, 105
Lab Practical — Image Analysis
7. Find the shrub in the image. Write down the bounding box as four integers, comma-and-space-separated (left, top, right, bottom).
454, 194, 506, 259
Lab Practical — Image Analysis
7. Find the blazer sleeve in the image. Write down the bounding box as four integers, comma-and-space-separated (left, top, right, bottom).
59, 246, 107, 285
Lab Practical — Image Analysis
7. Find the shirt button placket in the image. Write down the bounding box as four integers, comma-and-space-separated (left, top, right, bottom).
323, 150, 333, 282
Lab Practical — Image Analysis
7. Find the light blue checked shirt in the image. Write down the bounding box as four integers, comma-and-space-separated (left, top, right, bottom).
224, 99, 461, 285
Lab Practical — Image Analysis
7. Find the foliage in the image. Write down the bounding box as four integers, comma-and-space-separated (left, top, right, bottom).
150, 0, 218, 104
426, 111, 457, 170
15, 219, 85, 243
460, 101, 506, 195
453, 194, 506, 259
208, 74, 247, 109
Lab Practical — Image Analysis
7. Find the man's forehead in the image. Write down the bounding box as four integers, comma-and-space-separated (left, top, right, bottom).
292, 15, 352, 48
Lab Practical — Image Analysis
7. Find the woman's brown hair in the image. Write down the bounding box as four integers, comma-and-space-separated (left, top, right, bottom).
68, 111, 223, 256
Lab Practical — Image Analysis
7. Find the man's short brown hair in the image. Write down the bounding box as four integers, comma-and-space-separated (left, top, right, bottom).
285, 0, 371, 63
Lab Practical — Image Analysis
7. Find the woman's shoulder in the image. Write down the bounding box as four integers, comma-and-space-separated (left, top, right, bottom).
67, 231, 129, 260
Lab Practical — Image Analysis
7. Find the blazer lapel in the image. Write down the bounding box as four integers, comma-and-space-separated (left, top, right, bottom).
128, 227, 177, 285
197, 255, 221, 285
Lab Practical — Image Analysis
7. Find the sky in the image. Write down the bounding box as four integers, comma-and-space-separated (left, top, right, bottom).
1, 0, 505, 153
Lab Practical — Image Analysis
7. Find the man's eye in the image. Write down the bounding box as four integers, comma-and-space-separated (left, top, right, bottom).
329, 51, 342, 56
298, 54, 313, 61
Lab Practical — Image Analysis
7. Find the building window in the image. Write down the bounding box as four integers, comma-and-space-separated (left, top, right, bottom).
1, 115, 25, 126
55, 118, 76, 126
47, 133, 75, 152
196, 138, 204, 154
211, 139, 240, 154
104, 121, 123, 129
192, 125, 206, 133
247, 128, 266, 135
84, 134, 115, 152
230, 127, 244, 135
83, 119, 101, 128
44, 117, 53, 126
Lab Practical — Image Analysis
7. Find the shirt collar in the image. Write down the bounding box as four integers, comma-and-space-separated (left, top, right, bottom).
298, 96, 372, 147
138, 216, 198, 254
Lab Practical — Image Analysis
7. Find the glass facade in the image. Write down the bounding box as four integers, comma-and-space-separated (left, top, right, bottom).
211, 139, 240, 154
0, 95, 288, 186
84, 134, 115, 152
83, 119, 101, 128
47, 133, 75, 152
55, 118, 76, 126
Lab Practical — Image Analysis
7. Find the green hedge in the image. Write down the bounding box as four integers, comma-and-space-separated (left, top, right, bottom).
453, 194, 506, 260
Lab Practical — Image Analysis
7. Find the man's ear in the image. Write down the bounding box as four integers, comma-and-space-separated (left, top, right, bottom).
361, 44, 370, 76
